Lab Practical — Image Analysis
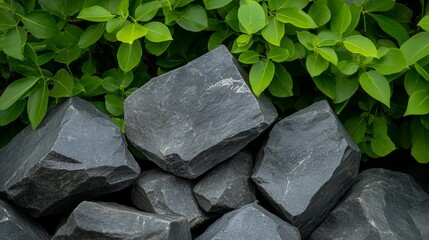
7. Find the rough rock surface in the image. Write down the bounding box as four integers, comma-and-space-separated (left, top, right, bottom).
196, 203, 301, 240
252, 100, 361, 238
124, 45, 277, 179
131, 168, 209, 228
0, 199, 50, 240
310, 169, 429, 240
0, 98, 140, 217
193, 151, 256, 212
52, 201, 192, 240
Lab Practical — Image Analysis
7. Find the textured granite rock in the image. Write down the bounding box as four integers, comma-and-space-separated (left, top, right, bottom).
0, 98, 140, 217
0, 199, 50, 240
52, 201, 192, 240
131, 168, 209, 228
193, 151, 256, 212
124, 45, 277, 179
196, 203, 301, 240
252, 100, 361, 238
310, 169, 429, 240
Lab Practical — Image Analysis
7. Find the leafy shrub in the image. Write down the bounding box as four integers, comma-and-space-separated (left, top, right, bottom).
0, 0, 428, 164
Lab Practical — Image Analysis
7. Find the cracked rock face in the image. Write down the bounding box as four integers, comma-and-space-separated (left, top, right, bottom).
124, 45, 277, 179
310, 169, 429, 240
131, 169, 210, 228
196, 203, 301, 240
52, 201, 192, 240
252, 100, 361, 238
0, 98, 140, 217
193, 151, 256, 213
0, 199, 50, 240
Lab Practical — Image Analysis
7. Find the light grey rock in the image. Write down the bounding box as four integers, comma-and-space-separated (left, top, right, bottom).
252, 100, 361, 238
52, 201, 192, 240
131, 168, 209, 228
310, 169, 429, 240
0, 98, 140, 217
193, 151, 256, 212
124, 45, 277, 179
196, 203, 300, 240
0, 199, 50, 240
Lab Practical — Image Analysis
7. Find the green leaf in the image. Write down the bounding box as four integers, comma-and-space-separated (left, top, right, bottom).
116, 23, 147, 44
369, 48, 407, 75
231, 36, 253, 53
343, 35, 378, 58
335, 75, 359, 103
102, 76, 120, 92
22, 11, 58, 39
268, 63, 293, 97
145, 40, 171, 56
0, 100, 26, 126
3, 27, 26, 60
208, 29, 232, 51
262, 17, 284, 46
54, 45, 81, 65
317, 47, 338, 65
313, 74, 336, 100
276, 8, 317, 29
78, 23, 105, 48
39, 0, 84, 18
78, 75, 104, 96
345, 116, 366, 144
0, 76, 38, 110
82, 57, 97, 75
176, 5, 208, 32
135, 1, 162, 22
77, 6, 115, 22
359, 70, 391, 107
238, 50, 260, 64
236, 34, 252, 47
404, 90, 429, 116
317, 30, 339, 47
331, 4, 351, 36
400, 32, 429, 65
106, 18, 125, 33
267, 47, 289, 62
267, 0, 309, 10
414, 63, 429, 81
404, 69, 429, 96
297, 31, 318, 50
306, 53, 329, 77
144, 22, 173, 43
117, 41, 142, 72
105, 93, 124, 116
50, 69, 74, 98
411, 118, 429, 163
204, 0, 232, 9
338, 60, 358, 75
249, 59, 275, 97
364, 0, 395, 12
238, 1, 266, 34
0, 7, 18, 32
371, 117, 396, 157
308, 1, 331, 27
27, 82, 49, 130
369, 14, 409, 45
418, 15, 429, 31
225, 7, 240, 32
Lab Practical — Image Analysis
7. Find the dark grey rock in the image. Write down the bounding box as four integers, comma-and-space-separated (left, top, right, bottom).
0, 98, 140, 217
0, 199, 50, 240
196, 203, 300, 240
310, 169, 429, 240
131, 168, 209, 228
124, 45, 277, 179
252, 100, 361, 238
193, 151, 256, 212
52, 201, 192, 240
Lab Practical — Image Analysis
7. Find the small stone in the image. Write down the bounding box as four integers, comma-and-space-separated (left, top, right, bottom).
193, 151, 256, 212
52, 201, 192, 240
124, 45, 277, 179
196, 203, 301, 240
252, 100, 361, 238
0, 98, 140, 217
310, 169, 429, 240
0, 199, 50, 240
131, 168, 210, 228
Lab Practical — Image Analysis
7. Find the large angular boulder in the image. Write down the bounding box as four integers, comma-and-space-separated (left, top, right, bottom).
310, 169, 429, 240
0, 199, 50, 240
196, 203, 301, 240
130, 169, 209, 228
52, 201, 191, 240
124, 45, 277, 179
252, 100, 361, 238
193, 151, 256, 212
0, 98, 140, 217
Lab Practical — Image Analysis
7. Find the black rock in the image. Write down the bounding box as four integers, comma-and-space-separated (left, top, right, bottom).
193, 151, 256, 212
0, 98, 140, 217
0, 199, 50, 239
52, 201, 192, 240
124, 45, 277, 179
252, 100, 361, 238
131, 169, 210, 228
310, 169, 429, 240
195, 203, 300, 240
